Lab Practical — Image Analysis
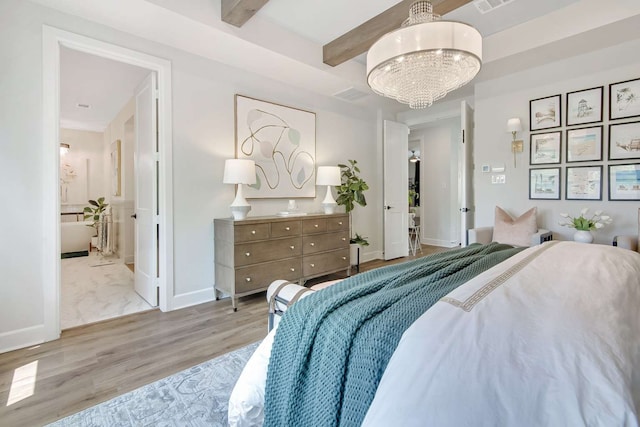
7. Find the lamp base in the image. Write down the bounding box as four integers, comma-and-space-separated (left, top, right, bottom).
322, 202, 337, 214
230, 205, 251, 220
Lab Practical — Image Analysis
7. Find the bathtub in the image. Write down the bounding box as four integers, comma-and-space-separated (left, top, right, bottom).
61, 220, 95, 253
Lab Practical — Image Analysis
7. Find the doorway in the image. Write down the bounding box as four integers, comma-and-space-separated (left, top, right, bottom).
43, 26, 174, 342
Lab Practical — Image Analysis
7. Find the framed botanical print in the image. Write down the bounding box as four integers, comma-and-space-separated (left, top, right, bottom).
530, 94, 561, 131
530, 131, 561, 165
608, 121, 640, 160
566, 86, 603, 126
566, 126, 603, 162
608, 163, 640, 201
565, 165, 602, 200
529, 167, 561, 200
609, 78, 640, 120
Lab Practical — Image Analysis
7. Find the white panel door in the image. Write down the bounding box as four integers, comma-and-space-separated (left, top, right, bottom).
460, 100, 475, 246
134, 72, 158, 306
383, 120, 409, 260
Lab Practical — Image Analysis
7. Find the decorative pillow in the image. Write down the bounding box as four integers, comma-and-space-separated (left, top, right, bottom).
492, 206, 538, 247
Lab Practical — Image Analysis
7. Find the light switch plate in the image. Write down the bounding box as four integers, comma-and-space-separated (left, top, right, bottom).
491, 174, 506, 184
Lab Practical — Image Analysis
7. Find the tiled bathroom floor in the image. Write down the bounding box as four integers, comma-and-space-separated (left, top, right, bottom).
61, 253, 154, 329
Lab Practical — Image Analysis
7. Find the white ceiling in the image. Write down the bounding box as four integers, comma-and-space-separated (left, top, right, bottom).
37, 0, 640, 118
60, 46, 150, 132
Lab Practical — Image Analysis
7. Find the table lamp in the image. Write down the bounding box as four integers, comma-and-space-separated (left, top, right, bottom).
223, 159, 256, 220
316, 166, 341, 214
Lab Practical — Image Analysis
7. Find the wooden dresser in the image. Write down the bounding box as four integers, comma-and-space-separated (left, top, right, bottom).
214, 213, 350, 310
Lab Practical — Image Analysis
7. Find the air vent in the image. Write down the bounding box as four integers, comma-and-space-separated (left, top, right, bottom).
473, 0, 515, 14
333, 87, 369, 102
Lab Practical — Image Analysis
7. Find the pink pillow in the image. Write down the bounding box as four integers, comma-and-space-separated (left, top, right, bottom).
492, 206, 538, 247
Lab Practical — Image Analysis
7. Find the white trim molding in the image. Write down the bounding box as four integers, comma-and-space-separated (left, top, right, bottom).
171, 288, 216, 311
42, 26, 175, 344
0, 325, 46, 355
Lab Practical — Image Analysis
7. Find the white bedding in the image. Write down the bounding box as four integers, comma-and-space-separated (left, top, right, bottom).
229, 242, 640, 427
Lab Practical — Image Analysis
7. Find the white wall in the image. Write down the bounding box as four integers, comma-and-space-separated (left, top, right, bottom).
59, 128, 105, 209
0, 0, 385, 352
409, 117, 461, 247
474, 38, 640, 244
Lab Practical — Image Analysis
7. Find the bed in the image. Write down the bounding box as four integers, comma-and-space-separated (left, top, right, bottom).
228, 241, 640, 427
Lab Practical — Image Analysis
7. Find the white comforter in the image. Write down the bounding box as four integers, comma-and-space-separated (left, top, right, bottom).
229, 242, 640, 427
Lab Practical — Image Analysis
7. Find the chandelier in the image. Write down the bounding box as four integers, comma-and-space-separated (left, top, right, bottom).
366, 1, 482, 109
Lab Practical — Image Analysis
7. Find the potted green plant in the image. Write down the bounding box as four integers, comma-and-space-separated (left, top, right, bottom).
83, 197, 108, 247
335, 160, 369, 266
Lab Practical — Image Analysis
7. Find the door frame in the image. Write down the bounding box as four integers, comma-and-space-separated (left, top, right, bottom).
42, 26, 174, 341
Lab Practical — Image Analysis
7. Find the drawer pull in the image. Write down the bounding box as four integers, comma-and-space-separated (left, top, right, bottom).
310, 263, 315, 268
285, 226, 291, 231
338, 221, 343, 225
310, 242, 315, 247
251, 230, 256, 235
290, 268, 295, 272
341, 237, 346, 241
245, 252, 251, 257
290, 245, 295, 250
245, 277, 251, 282
342, 256, 347, 260
314, 224, 319, 228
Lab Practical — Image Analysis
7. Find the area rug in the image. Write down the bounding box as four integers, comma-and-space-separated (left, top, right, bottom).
47, 341, 260, 427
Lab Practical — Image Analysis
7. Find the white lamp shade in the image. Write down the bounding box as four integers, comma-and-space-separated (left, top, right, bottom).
223, 159, 256, 185
316, 166, 341, 186
507, 118, 523, 133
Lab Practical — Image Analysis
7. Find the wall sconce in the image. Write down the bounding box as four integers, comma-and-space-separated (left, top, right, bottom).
506, 118, 523, 167
316, 166, 341, 214
223, 159, 256, 220
60, 143, 70, 156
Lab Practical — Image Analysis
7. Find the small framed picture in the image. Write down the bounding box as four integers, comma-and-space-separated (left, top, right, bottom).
610, 78, 640, 120
529, 167, 561, 200
566, 165, 602, 200
608, 163, 640, 201
566, 86, 603, 126
608, 121, 640, 160
530, 131, 561, 165
566, 126, 603, 163
530, 94, 561, 131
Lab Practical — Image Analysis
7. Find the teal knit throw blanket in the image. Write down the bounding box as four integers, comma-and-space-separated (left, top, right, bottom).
264, 242, 524, 427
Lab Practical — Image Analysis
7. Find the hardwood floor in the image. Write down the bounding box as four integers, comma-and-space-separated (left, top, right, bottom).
0, 245, 448, 426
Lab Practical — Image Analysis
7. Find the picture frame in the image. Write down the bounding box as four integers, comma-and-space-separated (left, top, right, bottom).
566, 86, 603, 126
530, 94, 561, 131
110, 139, 121, 197
529, 167, 561, 200
565, 165, 602, 200
235, 95, 316, 198
566, 126, 603, 163
530, 131, 561, 165
609, 78, 640, 120
608, 121, 640, 160
608, 163, 640, 201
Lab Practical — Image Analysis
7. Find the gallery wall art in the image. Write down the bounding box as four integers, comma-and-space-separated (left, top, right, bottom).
235, 95, 316, 198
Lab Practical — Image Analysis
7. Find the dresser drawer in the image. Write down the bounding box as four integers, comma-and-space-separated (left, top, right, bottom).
235, 237, 302, 267
302, 218, 327, 234
235, 223, 270, 243
270, 220, 301, 238
303, 249, 349, 277
326, 216, 348, 231
235, 258, 302, 293
303, 231, 349, 254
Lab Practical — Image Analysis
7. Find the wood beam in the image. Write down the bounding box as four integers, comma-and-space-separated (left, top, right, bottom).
323, 0, 474, 67
221, 0, 270, 28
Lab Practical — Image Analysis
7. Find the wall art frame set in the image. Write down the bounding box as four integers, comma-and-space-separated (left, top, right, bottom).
528, 77, 640, 201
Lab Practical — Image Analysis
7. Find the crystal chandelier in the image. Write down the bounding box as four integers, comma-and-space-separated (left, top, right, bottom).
367, 1, 482, 109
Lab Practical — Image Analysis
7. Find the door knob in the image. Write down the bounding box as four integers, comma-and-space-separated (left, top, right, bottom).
131, 213, 137, 219
384, 206, 393, 210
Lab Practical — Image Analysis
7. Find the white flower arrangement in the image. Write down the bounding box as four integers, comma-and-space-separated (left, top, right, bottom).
559, 208, 613, 231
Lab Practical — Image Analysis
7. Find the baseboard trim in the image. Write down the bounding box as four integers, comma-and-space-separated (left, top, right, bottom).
422, 238, 459, 248
0, 324, 46, 354
361, 250, 383, 262
170, 287, 215, 311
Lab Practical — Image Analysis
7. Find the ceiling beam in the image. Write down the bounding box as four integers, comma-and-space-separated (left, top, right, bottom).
323, 0, 474, 67
221, 0, 270, 27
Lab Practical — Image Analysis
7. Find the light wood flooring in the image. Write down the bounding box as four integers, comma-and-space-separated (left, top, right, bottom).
0, 245, 449, 426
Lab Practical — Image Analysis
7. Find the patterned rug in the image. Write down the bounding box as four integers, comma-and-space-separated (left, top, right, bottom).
47, 342, 260, 427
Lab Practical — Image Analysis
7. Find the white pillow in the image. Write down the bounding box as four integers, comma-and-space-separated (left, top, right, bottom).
492, 206, 538, 247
